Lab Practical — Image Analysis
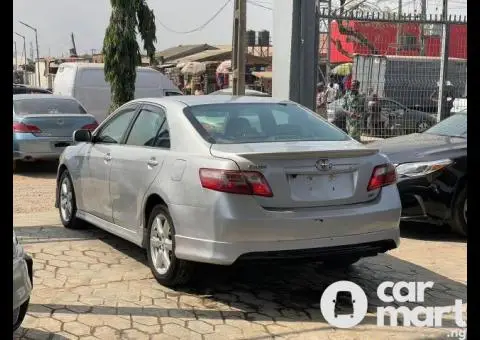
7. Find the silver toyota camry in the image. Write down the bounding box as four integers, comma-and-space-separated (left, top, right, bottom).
55, 96, 401, 287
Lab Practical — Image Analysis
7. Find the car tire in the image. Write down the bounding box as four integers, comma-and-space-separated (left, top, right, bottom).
322, 256, 360, 270
146, 204, 195, 287
13, 160, 17, 173
58, 170, 85, 229
13, 298, 29, 332
416, 121, 431, 133
451, 186, 467, 237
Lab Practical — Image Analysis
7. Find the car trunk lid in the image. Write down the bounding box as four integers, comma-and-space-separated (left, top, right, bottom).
210, 141, 381, 208
16, 114, 97, 137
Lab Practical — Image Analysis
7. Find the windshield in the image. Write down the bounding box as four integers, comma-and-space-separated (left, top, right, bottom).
13, 98, 86, 115
184, 102, 350, 144
424, 112, 467, 138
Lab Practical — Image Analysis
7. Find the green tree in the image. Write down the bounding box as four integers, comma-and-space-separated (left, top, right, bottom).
103, 0, 157, 112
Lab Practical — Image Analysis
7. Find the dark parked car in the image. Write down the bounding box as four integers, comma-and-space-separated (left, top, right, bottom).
13, 84, 52, 95
327, 97, 437, 137
368, 110, 467, 236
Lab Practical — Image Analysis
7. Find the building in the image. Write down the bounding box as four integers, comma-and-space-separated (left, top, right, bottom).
328, 21, 467, 64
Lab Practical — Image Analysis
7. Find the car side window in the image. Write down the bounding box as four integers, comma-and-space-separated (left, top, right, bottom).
95, 107, 137, 144
154, 118, 171, 149
125, 106, 166, 147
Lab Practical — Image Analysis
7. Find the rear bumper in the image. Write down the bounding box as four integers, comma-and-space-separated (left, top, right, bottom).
13, 254, 33, 311
13, 134, 72, 161
172, 185, 401, 265
176, 230, 400, 265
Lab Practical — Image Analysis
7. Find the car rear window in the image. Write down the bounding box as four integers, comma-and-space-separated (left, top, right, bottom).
184, 103, 349, 144
13, 98, 87, 115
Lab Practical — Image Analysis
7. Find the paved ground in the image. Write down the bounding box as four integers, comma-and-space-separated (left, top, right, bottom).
13, 163, 467, 340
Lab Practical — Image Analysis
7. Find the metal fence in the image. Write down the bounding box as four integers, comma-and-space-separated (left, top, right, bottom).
318, 9, 467, 141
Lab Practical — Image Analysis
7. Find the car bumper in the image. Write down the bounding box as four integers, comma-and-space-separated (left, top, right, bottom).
397, 176, 452, 223
13, 254, 33, 311
171, 185, 401, 265
13, 134, 72, 161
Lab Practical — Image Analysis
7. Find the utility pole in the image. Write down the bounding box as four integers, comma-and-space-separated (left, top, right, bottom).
396, 0, 403, 55
437, 0, 450, 122
14, 41, 18, 70
15, 32, 28, 84
231, 0, 246, 95
420, 0, 426, 56
19, 21, 41, 88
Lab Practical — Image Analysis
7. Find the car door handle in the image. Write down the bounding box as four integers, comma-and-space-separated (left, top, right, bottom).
104, 153, 112, 162
147, 159, 159, 167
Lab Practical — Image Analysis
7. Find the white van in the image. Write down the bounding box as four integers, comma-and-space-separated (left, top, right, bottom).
53, 63, 181, 122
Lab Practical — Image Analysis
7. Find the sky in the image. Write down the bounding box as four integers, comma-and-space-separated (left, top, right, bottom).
13, 0, 466, 58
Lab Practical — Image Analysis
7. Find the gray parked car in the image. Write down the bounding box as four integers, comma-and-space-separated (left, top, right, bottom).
55, 96, 401, 287
327, 96, 437, 136
13, 231, 33, 332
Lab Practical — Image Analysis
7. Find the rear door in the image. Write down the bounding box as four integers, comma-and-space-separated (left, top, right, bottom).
110, 104, 169, 231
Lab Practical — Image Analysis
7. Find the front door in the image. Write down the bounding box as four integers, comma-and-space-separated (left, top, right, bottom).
81, 105, 138, 221
110, 104, 170, 231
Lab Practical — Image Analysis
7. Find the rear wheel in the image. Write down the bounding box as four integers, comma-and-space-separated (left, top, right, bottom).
13, 160, 17, 173
322, 256, 360, 270
58, 170, 85, 229
451, 186, 467, 236
146, 204, 195, 287
416, 121, 431, 133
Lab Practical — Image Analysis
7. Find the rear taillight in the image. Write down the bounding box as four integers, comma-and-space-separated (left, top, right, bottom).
13, 122, 41, 133
82, 122, 99, 131
368, 163, 397, 191
199, 168, 273, 197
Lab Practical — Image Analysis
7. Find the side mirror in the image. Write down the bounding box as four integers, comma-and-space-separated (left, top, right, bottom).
73, 129, 92, 143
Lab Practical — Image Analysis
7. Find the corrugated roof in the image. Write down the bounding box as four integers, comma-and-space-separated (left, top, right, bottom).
156, 44, 217, 61
174, 49, 232, 63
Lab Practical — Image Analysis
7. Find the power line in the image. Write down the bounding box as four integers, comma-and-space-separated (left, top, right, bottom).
156, 0, 232, 34
247, 0, 272, 10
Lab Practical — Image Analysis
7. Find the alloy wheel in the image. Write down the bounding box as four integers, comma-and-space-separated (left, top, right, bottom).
417, 121, 430, 132
463, 198, 467, 225
150, 213, 173, 275
59, 176, 73, 222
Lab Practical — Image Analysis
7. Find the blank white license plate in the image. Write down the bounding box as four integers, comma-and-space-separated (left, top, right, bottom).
289, 173, 354, 201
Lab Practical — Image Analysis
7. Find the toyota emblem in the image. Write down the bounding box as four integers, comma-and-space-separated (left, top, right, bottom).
316, 159, 333, 171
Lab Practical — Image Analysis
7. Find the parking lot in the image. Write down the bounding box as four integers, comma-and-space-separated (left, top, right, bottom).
14, 163, 467, 340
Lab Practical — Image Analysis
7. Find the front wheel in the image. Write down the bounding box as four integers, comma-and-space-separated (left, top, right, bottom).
451, 186, 467, 236
58, 170, 85, 229
146, 205, 195, 287
13, 298, 29, 332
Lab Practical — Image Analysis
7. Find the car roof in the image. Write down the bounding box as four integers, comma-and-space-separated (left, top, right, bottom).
131, 95, 288, 107
211, 88, 270, 96
13, 94, 77, 101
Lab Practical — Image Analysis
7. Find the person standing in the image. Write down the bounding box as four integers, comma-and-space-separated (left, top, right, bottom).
194, 84, 204, 96
316, 82, 328, 119
326, 75, 339, 103
342, 80, 364, 142
430, 81, 455, 120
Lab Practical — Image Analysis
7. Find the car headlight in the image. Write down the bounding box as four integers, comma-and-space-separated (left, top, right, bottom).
395, 159, 453, 178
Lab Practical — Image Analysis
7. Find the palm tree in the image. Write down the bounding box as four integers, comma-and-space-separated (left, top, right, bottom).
103, 0, 157, 112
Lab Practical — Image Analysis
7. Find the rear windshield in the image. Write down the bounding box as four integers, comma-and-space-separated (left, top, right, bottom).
13, 98, 86, 115
184, 103, 349, 144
